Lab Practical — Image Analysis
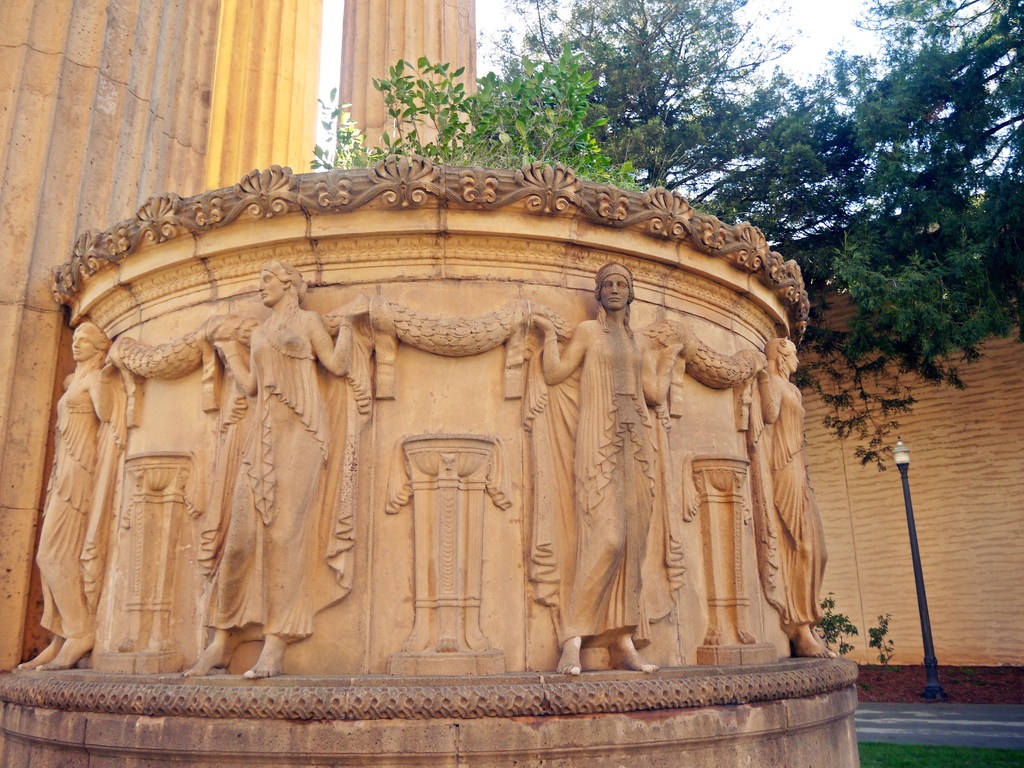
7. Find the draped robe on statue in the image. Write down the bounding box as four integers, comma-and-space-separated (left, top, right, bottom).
748, 370, 826, 630
38, 369, 125, 639
203, 310, 371, 638
527, 322, 683, 648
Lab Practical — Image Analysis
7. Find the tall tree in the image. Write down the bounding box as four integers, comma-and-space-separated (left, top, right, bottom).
501, 0, 1024, 464
497, 0, 790, 188
803, 0, 1024, 462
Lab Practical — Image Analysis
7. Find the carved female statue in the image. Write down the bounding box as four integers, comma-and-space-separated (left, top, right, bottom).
749, 337, 833, 657
185, 261, 352, 679
531, 262, 682, 675
19, 323, 125, 671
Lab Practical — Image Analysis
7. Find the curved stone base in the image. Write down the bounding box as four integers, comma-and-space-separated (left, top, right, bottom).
0, 660, 859, 767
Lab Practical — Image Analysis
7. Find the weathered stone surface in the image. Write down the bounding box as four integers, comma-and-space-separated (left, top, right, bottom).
0, 663, 858, 766
50, 159, 809, 334
0, 0, 218, 672
13, 170, 823, 681
0, 658, 856, 719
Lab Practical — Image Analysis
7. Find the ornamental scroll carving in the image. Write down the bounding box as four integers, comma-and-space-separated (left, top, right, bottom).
51, 157, 809, 332
0, 658, 857, 720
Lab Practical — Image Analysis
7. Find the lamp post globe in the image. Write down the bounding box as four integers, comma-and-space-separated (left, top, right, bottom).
893, 438, 910, 467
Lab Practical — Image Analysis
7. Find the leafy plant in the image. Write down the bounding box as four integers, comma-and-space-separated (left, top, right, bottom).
868, 613, 896, 666
817, 592, 859, 656
499, 0, 1024, 465
313, 49, 635, 187
373, 58, 476, 163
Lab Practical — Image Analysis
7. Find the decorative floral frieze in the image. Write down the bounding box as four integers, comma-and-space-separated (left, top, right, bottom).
314, 169, 352, 208
51, 156, 809, 333
587, 186, 694, 239
133, 194, 185, 247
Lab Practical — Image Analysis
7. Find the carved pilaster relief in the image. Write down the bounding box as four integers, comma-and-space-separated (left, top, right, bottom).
691, 455, 776, 666
94, 453, 193, 674
386, 434, 512, 675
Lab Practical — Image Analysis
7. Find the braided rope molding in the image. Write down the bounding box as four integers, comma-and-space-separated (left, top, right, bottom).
51, 158, 809, 335
0, 659, 856, 721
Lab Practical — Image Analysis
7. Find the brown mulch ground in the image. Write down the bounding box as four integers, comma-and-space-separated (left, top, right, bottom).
855, 665, 1024, 704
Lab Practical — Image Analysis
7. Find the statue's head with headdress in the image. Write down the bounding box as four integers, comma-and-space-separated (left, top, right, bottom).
594, 261, 635, 336
765, 337, 798, 377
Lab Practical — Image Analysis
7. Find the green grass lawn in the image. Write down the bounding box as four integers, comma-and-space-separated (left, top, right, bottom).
859, 742, 1024, 767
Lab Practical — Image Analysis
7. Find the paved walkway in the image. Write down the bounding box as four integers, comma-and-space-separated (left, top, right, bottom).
855, 703, 1024, 750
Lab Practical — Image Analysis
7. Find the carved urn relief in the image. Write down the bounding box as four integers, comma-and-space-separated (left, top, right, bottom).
386, 434, 511, 675
94, 453, 193, 674
691, 455, 776, 666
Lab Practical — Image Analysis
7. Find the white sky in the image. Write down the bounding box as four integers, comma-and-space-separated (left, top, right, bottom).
317, 0, 878, 141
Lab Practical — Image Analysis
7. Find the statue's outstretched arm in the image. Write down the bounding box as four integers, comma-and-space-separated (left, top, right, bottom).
208, 318, 256, 396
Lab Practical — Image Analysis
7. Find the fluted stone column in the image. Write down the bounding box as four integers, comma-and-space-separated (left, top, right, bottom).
0, 0, 219, 670
340, 0, 476, 147
204, 0, 323, 189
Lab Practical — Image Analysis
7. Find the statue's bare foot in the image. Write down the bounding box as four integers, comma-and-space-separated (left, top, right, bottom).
792, 626, 835, 658
243, 634, 287, 679
611, 635, 658, 673
556, 636, 582, 675
18, 637, 64, 671
183, 630, 231, 678
38, 633, 94, 671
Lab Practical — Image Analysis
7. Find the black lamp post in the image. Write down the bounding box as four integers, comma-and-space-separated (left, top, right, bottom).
893, 438, 947, 700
